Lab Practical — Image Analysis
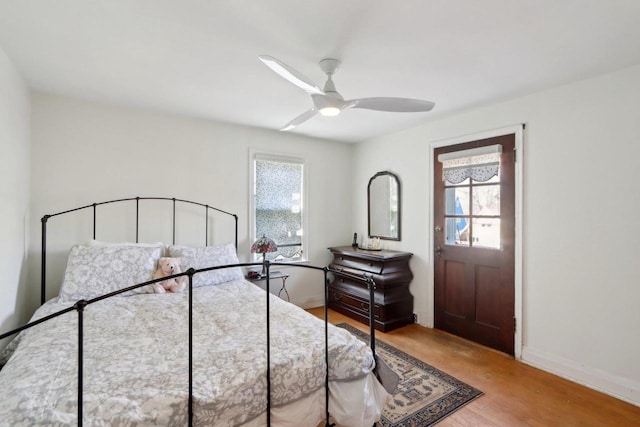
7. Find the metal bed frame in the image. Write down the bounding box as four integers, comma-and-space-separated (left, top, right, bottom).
0, 197, 383, 426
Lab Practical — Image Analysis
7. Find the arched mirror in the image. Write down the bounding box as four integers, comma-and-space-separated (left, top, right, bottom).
368, 171, 401, 241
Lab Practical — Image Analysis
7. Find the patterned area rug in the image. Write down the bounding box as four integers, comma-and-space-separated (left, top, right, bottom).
337, 323, 482, 427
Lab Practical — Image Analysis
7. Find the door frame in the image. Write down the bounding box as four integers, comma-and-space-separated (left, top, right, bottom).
428, 124, 524, 359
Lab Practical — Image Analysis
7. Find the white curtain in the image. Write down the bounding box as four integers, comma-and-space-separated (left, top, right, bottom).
437, 144, 502, 184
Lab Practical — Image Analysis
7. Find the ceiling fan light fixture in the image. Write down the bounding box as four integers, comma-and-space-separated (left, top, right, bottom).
318, 106, 341, 117
313, 93, 342, 117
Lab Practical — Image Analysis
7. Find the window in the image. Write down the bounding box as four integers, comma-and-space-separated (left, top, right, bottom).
439, 145, 502, 249
251, 153, 306, 262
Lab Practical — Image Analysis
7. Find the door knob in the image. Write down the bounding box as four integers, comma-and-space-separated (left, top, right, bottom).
435, 246, 442, 257
435, 226, 442, 232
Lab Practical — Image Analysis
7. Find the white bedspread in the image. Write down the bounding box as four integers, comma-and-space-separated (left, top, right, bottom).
0, 280, 387, 426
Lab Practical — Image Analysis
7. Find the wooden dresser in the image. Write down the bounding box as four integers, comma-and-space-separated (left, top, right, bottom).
327, 246, 414, 332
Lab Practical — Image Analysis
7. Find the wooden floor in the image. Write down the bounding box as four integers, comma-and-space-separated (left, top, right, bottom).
308, 308, 640, 426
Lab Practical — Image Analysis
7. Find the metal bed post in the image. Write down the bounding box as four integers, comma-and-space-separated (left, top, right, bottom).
135, 197, 140, 243
41, 215, 49, 305
234, 214, 238, 251
205, 205, 209, 246
265, 260, 271, 426
75, 299, 88, 427
172, 198, 176, 245
187, 268, 195, 427
323, 267, 334, 427
92, 203, 96, 240
367, 274, 378, 427
366, 275, 376, 356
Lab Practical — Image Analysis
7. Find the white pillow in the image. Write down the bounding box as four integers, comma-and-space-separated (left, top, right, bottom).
167, 243, 243, 287
86, 239, 165, 252
59, 244, 162, 301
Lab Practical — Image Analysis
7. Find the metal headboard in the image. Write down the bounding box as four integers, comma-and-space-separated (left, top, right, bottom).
40, 196, 239, 305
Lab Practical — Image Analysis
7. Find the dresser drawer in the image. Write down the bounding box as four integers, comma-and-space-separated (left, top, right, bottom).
329, 264, 413, 288
329, 289, 380, 319
330, 265, 373, 284
330, 253, 384, 274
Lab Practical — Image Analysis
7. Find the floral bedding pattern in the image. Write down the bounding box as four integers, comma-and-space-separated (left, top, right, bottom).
0, 280, 375, 426
167, 243, 244, 287
58, 244, 163, 301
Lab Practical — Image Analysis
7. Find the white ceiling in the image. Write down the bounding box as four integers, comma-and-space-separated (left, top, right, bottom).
1, 0, 639, 143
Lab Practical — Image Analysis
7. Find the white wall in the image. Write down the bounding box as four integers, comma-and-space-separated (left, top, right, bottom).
28, 93, 353, 315
352, 64, 640, 405
0, 47, 31, 348
19, 57, 640, 405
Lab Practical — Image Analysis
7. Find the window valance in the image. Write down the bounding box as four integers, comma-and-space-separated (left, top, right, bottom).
437, 144, 502, 184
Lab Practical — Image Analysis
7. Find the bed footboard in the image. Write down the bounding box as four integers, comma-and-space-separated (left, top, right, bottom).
2, 262, 337, 427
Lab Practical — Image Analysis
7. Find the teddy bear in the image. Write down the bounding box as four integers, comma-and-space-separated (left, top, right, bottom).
151, 257, 186, 293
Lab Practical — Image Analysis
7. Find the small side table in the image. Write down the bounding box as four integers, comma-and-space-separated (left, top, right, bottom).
247, 271, 291, 301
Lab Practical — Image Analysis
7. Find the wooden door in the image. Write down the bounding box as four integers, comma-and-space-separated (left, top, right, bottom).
434, 134, 515, 355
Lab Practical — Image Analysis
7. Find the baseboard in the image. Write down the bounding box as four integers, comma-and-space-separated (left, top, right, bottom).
521, 346, 640, 406
292, 295, 325, 310
413, 310, 431, 328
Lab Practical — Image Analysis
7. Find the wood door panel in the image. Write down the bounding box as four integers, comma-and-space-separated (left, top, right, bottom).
475, 265, 500, 327
444, 260, 466, 318
434, 134, 515, 355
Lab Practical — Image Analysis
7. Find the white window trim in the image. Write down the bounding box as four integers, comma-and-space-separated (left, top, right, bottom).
249, 149, 309, 264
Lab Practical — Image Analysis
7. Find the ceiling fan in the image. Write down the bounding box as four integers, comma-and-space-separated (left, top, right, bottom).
258, 55, 435, 131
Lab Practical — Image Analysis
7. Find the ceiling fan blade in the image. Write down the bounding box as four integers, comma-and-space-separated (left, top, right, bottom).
280, 108, 317, 131
347, 97, 435, 112
259, 55, 324, 95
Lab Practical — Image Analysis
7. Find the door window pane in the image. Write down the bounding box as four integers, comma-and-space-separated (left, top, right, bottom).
445, 187, 469, 216
472, 184, 500, 216
445, 217, 470, 246
472, 218, 500, 249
